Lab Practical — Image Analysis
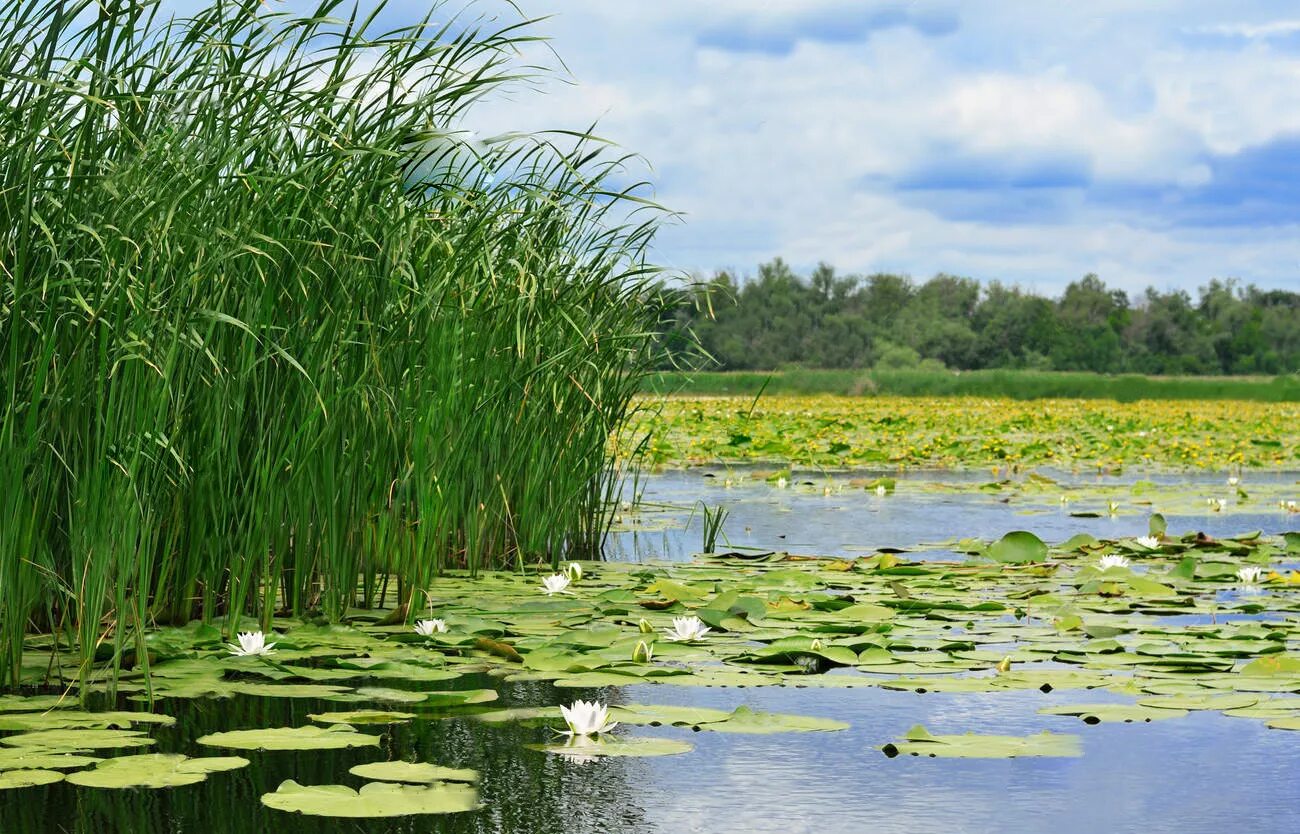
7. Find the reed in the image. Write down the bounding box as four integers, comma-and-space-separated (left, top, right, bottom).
0, 0, 669, 693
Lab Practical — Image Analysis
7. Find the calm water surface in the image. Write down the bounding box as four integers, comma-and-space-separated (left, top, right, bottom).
9, 468, 1300, 834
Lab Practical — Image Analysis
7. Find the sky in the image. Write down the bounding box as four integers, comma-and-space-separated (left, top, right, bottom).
163, 1, 1300, 294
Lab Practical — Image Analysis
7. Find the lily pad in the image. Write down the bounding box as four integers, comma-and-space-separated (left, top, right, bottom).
1, 729, 155, 751
0, 769, 65, 790
307, 711, 416, 725
1038, 703, 1189, 724
66, 753, 249, 789
348, 762, 478, 784
261, 779, 479, 817
198, 724, 380, 752
699, 705, 849, 734
882, 725, 1081, 758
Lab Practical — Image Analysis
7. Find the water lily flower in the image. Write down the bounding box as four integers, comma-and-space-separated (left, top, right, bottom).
637, 617, 654, 634
1098, 554, 1130, 570
1286, 500, 1297, 512
541, 573, 572, 596
413, 618, 447, 636
560, 699, 617, 736
227, 631, 276, 656
663, 615, 711, 642
775, 477, 788, 489
1207, 497, 1227, 511
632, 640, 654, 663
875, 484, 887, 497
565, 562, 583, 581
1136, 535, 1161, 549
1228, 476, 1240, 487
1107, 501, 1119, 515
1237, 566, 1266, 585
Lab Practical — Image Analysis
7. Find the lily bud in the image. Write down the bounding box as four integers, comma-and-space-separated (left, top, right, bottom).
995, 656, 1012, 674
810, 638, 824, 652
566, 562, 583, 581
633, 640, 654, 663
637, 617, 653, 634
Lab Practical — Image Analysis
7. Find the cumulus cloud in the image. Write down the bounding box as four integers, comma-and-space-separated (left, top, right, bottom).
153, 0, 1300, 292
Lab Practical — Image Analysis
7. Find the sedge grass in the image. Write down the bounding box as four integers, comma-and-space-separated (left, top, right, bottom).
0, 0, 670, 694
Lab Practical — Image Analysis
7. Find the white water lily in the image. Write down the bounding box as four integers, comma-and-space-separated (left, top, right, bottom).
875, 484, 887, 497
663, 615, 711, 642
1228, 476, 1240, 487
227, 631, 276, 656
1136, 535, 1161, 549
1237, 566, 1266, 585
540, 573, 572, 596
565, 562, 583, 581
560, 700, 618, 736
1098, 554, 1130, 570
775, 477, 788, 489
413, 619, 447, 636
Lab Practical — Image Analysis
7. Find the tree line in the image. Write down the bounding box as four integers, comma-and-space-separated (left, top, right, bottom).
655, 260, 1300, 375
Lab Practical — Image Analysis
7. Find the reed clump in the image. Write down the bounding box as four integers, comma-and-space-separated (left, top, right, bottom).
0, 0, 669, 692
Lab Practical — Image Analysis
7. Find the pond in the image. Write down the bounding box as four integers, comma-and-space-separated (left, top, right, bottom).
5, 466, 1300, 834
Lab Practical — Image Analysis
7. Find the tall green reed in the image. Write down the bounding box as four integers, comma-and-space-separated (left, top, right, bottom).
0, 0, 671, 694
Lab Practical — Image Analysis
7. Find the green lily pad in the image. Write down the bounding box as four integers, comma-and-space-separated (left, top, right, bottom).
0, 710, 176, 732
198, 724, 380, 752
0, 769, 64, 790
1, 729, 155, 751
307, 711, 416, 725
261, 779, 479, 818
66, 753, 249, 789
0, 749, 102, 771
882, 724, 1082, 758
699, 705, 849, 734
987, 531, 1048, 564
348, 762, 478, 784
1038, 703, 1189, 724
1265, 716, 1300, 731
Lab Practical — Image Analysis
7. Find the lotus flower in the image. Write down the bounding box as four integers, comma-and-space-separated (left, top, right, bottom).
1098, 554, 1130, 570
663, 615, 711, 642
227, 631, 276, 656
413, 618, 447, 636
1136, 535, 1161, 549
565, 562, 583, 581
1237, 566, 1266, 585
541, 573, 572, 596
560, 700, 617, 736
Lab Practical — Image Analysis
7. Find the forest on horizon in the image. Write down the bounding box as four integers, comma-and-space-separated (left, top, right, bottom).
655, 259, 1300, 376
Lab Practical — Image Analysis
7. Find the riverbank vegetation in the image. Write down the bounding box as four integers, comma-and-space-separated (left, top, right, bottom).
0, 0, 668, 693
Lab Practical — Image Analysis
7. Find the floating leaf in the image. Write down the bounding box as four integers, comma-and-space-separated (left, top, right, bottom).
0, 769, 64, 790
66, 753, 248, 789
198, 724, 380, 752
348, 762, 478, 784
527, 736, 694, 759
261, 779, 478, 818
308, 711, 415, 725
1, 729, 155, 751
1038, 703, 1188, 724
987, 531, 1048, 564
882, 725, 1081, 758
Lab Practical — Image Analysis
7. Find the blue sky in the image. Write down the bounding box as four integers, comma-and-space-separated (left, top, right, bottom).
163, 1, 1300, 293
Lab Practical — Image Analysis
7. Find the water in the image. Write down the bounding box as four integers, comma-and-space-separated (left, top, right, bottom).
9, 468, 1300, 833
608, 467, 1298, 561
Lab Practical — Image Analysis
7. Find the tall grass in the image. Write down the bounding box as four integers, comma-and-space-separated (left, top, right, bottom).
0, 0, 669, 692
